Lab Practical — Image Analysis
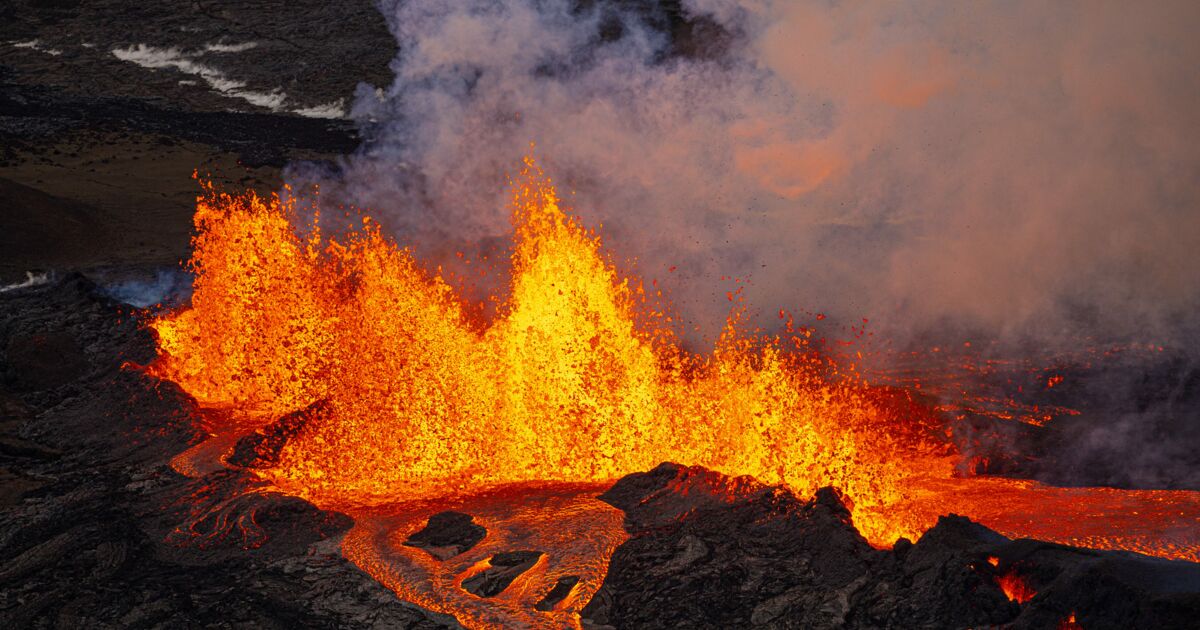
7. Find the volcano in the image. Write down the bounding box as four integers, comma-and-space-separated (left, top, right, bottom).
2, 161, 1199, 629
4, 1, 1200, 628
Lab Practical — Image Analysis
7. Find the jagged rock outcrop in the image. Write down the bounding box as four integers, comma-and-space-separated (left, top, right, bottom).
583, 462, 1200, 630
403, 511, 488, 561
228, 400, 330, 469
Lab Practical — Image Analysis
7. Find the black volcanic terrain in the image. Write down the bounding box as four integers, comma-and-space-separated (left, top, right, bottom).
2, 276, 1198, 627
3, 2, 1200, 629
1, 0, 393, 282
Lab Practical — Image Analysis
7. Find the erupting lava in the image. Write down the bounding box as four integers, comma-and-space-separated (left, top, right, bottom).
150, 154, 1200, 626
151, 155, 955, 544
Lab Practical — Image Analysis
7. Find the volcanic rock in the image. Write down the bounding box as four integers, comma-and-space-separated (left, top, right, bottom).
403, 511, 488, 561
3, 329, 88, 392
461, 551, 544, 598
583, 462, 1200, 630
0, 277, 458, 629
2, 0, 395, 117
535, 575, 580, 611
584, 463, 884, 628
227, 399, 329, 469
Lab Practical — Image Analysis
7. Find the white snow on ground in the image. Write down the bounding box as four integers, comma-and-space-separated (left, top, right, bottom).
110, 43, 345, 118
204, 41, 258, 53
0, 272, 51, 293
111, 44, 286, 111
12, 39, 62, 56
293, 99, 346, 119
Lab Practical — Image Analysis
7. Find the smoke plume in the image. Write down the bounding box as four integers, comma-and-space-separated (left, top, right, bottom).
290, 0, 1200, 354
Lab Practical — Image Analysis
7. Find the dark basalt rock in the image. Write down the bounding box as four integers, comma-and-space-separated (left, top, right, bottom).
403, 511, 488, 561
152, 469, 353, 556
3, 330, 89, 391
227, 399, 329, 469
461, 551, 543, 598
584, 462, 1200, 630
535, 575, 580, 611
585, 463, 884, 629
1, 0, 396, 119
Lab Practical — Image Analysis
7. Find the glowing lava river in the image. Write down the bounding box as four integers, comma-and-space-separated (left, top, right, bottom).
150, 156, 1200, 628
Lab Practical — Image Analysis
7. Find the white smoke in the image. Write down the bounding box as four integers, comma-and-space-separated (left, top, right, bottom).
100, 268, 193, 309
289, 0, 1200, 352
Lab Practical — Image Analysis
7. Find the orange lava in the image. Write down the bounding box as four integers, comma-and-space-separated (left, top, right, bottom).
996, 569, 1036, 604
341, 483, 624, 629
150, 156, 956, 546
914, 477, 1200, 562
150, 155, 1200, 626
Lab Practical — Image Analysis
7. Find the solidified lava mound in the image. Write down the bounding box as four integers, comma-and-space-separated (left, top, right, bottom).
583, 463, 1200, 630
403, 512, 488, 560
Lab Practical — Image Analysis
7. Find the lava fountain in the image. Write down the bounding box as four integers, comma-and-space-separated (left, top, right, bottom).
149, 155, 1200, 627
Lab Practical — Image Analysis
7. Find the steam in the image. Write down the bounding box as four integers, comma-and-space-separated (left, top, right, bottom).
101, 268, 193, 308
289, 0, 1199, 352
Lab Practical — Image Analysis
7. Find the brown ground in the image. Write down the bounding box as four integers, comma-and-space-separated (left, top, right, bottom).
0, 131, 283, 282
0, 0, 395, 283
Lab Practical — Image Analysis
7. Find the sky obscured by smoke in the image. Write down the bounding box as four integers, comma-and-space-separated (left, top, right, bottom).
295, 0, 1200, 352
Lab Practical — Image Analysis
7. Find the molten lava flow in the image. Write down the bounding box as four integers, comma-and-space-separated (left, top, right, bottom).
151, 156, 956, 545
342, 482, 625, 629
151, 155, 1200, 626
995, 569, 1036, 604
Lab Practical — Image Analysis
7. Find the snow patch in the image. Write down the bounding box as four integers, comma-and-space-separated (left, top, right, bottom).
111, 44, 285, 111
0, 272, 52, 294
12, 39, 62, 56
204, 41, 258, 53
293, 99, 346, 119
110, 43, 342, 118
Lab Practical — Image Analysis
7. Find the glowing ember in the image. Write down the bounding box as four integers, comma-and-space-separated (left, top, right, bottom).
995, 568, 1036, 604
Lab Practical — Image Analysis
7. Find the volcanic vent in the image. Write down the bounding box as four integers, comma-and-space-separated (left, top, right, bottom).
4, 0, 1200, 628
134, 155, 1200, 628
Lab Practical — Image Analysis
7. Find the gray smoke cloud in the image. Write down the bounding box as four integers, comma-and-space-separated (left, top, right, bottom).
289, 0, 1200, 354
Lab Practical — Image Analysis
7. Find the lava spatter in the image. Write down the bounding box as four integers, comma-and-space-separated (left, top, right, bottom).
150, 155, 955, 546
149, 155, 1200, 627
